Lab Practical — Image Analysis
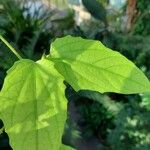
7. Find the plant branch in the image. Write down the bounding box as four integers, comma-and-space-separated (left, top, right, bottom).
0, 35, 22, 60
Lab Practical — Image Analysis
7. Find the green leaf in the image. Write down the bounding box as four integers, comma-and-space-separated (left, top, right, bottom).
82, 0, 107, 24
0, 58, 67, 150
60, 144, 75, 150
49, 36, 150, 94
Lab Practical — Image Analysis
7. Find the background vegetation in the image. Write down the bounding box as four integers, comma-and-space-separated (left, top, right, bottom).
0, 0, 150, 149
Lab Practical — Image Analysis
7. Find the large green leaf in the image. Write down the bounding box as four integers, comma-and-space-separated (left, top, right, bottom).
49, 36, 150, 94
0, 58, 67, 150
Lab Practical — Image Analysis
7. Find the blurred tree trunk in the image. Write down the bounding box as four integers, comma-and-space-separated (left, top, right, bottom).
125, 0, 137, 32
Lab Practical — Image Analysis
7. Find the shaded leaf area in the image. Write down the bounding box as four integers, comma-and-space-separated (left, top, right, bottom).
49, 36, 150, 94
0, 59, 68, 150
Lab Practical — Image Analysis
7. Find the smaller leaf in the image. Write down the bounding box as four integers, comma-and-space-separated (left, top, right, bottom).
82, 0, 107, 24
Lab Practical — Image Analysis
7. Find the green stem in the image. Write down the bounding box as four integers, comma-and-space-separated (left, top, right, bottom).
0, 35, 22, 60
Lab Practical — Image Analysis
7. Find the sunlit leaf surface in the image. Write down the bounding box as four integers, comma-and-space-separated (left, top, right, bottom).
0, 58, 67, 150
50, 36, 150, 94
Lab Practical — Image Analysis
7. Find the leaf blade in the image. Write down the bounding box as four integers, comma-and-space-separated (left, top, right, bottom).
49, 36, 150, 94
0, 58, 67, 150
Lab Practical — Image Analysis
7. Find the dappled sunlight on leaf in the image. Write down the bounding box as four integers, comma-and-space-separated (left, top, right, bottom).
0, 58, 67, 150
49, 36, 150, 94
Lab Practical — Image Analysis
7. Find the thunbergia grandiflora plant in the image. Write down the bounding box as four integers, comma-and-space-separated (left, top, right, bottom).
0, 35, 150, 150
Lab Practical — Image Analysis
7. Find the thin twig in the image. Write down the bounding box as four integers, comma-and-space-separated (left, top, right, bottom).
0, 35, 22, 60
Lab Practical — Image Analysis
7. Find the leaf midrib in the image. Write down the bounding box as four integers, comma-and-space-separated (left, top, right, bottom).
56, 58, 149, 89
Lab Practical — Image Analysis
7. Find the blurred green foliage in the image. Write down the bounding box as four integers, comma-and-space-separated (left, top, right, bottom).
132, 0, 150, 35
108, 100, 150, 150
